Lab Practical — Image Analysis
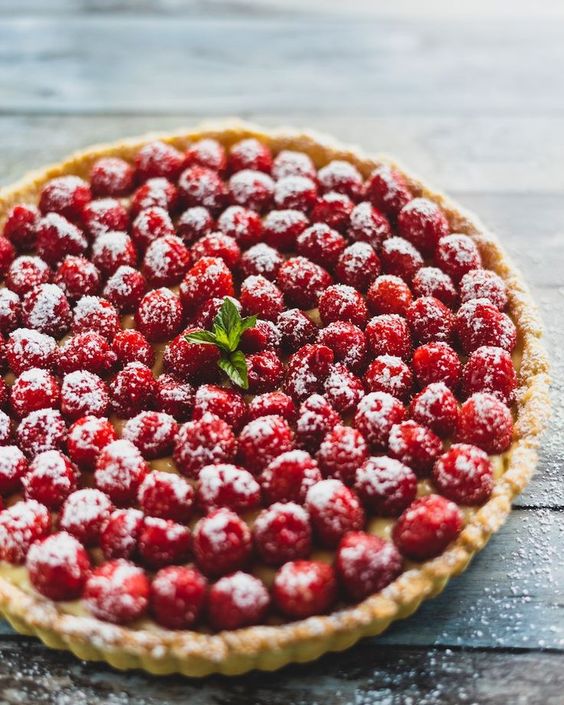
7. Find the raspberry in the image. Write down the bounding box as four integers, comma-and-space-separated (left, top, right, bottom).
367, 275, 413, 316
409, 382, 459, 438
354, 391, 405, 450
311, 192, 353, 232
178, 166, 227, 213
134, 140, 184, 182
155, 375, 194, 421
393, 494, 464, 561
0, 238, 15, 279
238, 415, 294, 474
229, 138, 272, 173
217, 205, 263, 248
240, 243, 283, 281
277, 256, 332, 309
435, 234, 481, 283
277, 309, 318, 353
364, 355, 412, 400
163, 329, 220, 382
142, 235, 191, 287
131, 207, 175, 251
365, 314, 411, 361
67, 416, 117, 469
82, 198, 129, 239
27, 532, 90, 601
85, 559, 150, 624
296, 223, 346, 269
336, 532, 403, 600
334, 242, 380, 292
6, 255, 50, 296
412, 266, 457, 308
240, 319, 281, 353
110, 362, 157, 418
192, 508, 252, 577
407, 296, 455, 344
317, 321, 367, 373
263, 209, 309, 251
397, 198, 449, 255
348, 201, 392, 250
6, 328, 59, 375
177, 206, 214, 244
388, 420, 443, 476
254, 502, 312, 565
192, 232, 241, 270
0, 499, 50, 563
0, 446, 29, 495
39, 175, 91, 221
173, 413, 236, 478
317, 426, 368, 484
60, 489, 113, 546
380, 236, 423, 282
95, 439, 149, 505
248, 391, 297, 423
229, 170, 273, 212
283, 344, 334, 403
318, 160, 363, 200
22, 283, 71, 338
36, 213, 88, 265
180, 256, 234, 313
240, 274, 284, 321
193, 384, 248, 431
306, 478, 364, 547
138, 471, 194, 522
72, 295, 120, 340
58, 331, 116, 376
90, 157, 135, 197
272, 150, 316, 180
456, 298, 517, 354
192, 296, 242, 330
462, 346, 517, 403
318, 284, 368, 328
261, 450, 321, 505
208, 572, 270, 632
135, 287, 183, 342
456, 392, 513, 454
273, 560, 337, 618
10, 368, 60, 418
246, 350, 284, 393
436, 442, 495, 505
0, 289, 20, 336
138, 517, 191, 568
123, 411, 178, 458
17, 408, 67, 458
100, 508, 144, 560
2, 204, 40, 250
112, 329, 154, 367
151, 565, 208, 629
60, 370, 109, 420
354, 455, 416, 516
459, 268, 508, 310
91, 231, 137, 276
412, 342, 461, 389
130, 178, 178, 215
53, 256, 100, 303
103, 265, 146, 313
323, 363, 364, 414
185, 137, 227, 173
197, 463, 260, 513
0, 410, 10, 445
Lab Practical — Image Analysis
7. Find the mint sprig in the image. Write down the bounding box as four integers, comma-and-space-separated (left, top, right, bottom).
185, 298, 256, 390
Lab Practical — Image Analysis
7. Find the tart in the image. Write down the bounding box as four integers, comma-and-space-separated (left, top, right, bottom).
0, 121, 550, 676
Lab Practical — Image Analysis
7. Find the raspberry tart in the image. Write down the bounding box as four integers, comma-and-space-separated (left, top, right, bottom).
0, 122, 549, 676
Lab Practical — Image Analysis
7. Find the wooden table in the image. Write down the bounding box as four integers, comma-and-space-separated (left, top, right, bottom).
0, 1, 562, 702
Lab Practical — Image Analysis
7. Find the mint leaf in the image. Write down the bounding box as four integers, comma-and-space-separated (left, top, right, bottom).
239, 314, 258, 335
218, 350, 250, 390
213, 298, 242, 352
184, 330, 218, 345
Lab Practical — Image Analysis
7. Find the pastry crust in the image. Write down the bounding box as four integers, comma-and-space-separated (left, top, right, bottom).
0, 120, 550, 676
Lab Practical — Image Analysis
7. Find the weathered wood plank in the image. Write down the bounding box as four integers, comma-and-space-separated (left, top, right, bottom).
0, 17, 563, 116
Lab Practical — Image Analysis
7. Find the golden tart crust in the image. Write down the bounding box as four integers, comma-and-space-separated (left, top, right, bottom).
0, 120, 550, 676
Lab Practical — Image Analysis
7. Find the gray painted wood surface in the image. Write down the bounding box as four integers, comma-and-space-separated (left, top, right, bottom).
0, 1, 562, 702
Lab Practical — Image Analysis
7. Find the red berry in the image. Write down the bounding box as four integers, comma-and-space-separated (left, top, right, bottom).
248, 391, 296, 424
142, 235, 191, 287
246, 350, 284, 393
366, 275, 413, 316
240, 319, 281, 353
277, 256, 332, 309
318, 160, 363, 200
456, 392, 513, 454
407, 296, 455, 344
348, 201, 392, 249
0, 410, 10, 445
409, 382, 459, 438
228, 169, 273, 212
261, 450, 321, 505
380, 236, 423, 282
173, 413, 236, 478
354, 391, 406, 450
27, 531, 90, 601
317, 321, 367, 373
239, 243, 283, 281
155, 374, 194, 421
273, 560, 337, 618
180, 256, 234, 313
217, 205, 263, 248
85, 559, 150, 624
192, 508, 252, 577
263, 209, 308, 251
131, 206, 175, 251
462, 345, 517, 403
311, 192, 353, 232
412, 266, 457, 308
318, 284, 368, 328
459, 268, 508, 310
6, 255, 50, 297
17, 408, 67, 458
39, 175, 91, 221
123, 410, 178, 458
306, 478, 364, 547
323, 363, 364, 414
54, 255, 100, 302
6, 328, 59, 375
67, 415, 117, 469
10, 368, 59, 418
151, 565, 208, 629
456, 298, 517, 354
36, 213, 88, 265
138, 471, 194, 522
95, 439, 149, 505
254, 502, 312, 565
240, 275, 284, 321
130, 178, 178, 216
112, 329, 154, 367
435, 444, 494, 509
197, 463, 260, 513
20, 447, 79, 509
185, 137, 226, 173
163, 329, 220, 382
73, 295, 120, 340
335, 241, 380, 292
317, 425, 368, 484
229, 138, 272, 173
103, 265, 146, 313
365, 314, 412, 361
388, 420, 443, 476
364, 355, 413, 400
0, 289, 20, 336
277, 308, 318, 353
393, 494, 464, 560
3, 204, 39, 250
90, 157, 135, 197
135, 140, 184, 182
135, 287, 183, 342
192, 295, 241, 330
22, 283, 71, 338
0, 499, 50, 563
0, 446, 29, 495
208, 571, 270, 631
58, 331, 117, 376
82, 198, 129, 239
296, 223, 346, 269
238, 415, 294, 474
283, 344, 334, 403
100, 508, 144, 560
193, 384, 248, 432
110, 362, 157, 418
91, 230, 137, 276
138, 517, 191, 568
435, 234, 481, 283
354, 456, 417, 516
60, 370, 109, 420
191, 232, 241, 269
272, 149, 316, 180
397, 198, 449, 255
412, 342, 461, 389
60, 489, 113, 546
177, 206, 214, 244
336, 532, 403, 600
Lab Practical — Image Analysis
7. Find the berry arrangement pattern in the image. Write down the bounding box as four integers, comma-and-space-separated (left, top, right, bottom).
0, 123, 549, 676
